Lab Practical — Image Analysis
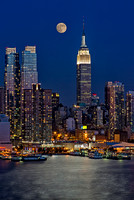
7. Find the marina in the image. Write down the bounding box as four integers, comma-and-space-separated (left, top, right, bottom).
0, 148, 132, 162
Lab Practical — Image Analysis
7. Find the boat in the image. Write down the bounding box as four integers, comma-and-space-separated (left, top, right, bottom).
1, 155, 11, 160
117, 153, 131, 160
69, 151, 81, 156
80, 149, 89, 157
106, 152, 131, 160
22, 155, 47, 161
88, 151, 102, 159
11, 156, 22, 161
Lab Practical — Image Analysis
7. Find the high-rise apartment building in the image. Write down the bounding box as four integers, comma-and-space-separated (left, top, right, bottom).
21, 84, 52, 142
71, 105, 82, 129
105, 82, 125, 138
0, 114, 12, 150
126, 91, 134, 133
4, 48, 21, 138
0, 87, 4, 114
52, 93, 59, 108
41, 89, 52, 142
21, 88, 32, 141
91, 93, 99, 106
76, 24, 91, 107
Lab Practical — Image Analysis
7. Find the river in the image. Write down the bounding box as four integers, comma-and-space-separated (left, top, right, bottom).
0, 155, 134, 200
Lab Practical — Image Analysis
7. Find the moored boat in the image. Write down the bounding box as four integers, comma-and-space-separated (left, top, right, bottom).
22, 155, 47, 161
69, 151, 81, 156
1, 155, 11, 160
88, 151, 102, 159
106, 152, 131, 160
117, 153, 131, 160
11, 156, 22, 161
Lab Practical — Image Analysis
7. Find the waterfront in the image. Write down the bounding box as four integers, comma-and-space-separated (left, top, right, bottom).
0, 156, 134, 200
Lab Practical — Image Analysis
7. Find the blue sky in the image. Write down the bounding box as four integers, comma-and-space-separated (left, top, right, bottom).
0, 0, 134, 106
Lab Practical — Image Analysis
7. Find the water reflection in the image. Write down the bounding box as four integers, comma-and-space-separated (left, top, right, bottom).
0, 160, 16, 173
0, 156, 134, 200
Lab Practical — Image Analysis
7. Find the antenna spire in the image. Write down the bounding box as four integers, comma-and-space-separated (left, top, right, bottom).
83, 16, 85, 35
81, 17, 87, 47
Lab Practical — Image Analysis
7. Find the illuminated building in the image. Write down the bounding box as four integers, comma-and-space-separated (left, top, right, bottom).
76, 22, 91, 107
4, 48, 21, 138
88, 105, 103, 128
96, 106, 103, 127
126, 91, 134, 132
105, 82, 112, 110
21, 88, 32, 141
105, 81, 125, 139
74, 110, 82, 129
71, 105, 82, 129
0, 87, 4, 114
91, 93, 99, 106
21, 46, 38, 90
66, 117, 75, 131
0, 114, 12, 150
21, 46, 38, 140
32, 84, 42, 141
75, 129, 93, 141
41, 89, 52, 142
52, 93, 59, 108
53, 105, 67, 135
22, 84, 52, 142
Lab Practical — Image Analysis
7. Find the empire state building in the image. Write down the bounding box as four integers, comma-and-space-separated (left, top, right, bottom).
76, 24, 91, 107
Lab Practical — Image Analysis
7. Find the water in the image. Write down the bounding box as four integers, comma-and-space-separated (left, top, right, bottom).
0, 156, 134, 200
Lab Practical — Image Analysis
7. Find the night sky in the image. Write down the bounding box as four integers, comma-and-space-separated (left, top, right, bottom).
0, 0, 134, 106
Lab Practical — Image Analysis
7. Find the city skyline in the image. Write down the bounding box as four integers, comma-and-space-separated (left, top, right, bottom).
0, 1, 134, 106
0, 2, 134, 200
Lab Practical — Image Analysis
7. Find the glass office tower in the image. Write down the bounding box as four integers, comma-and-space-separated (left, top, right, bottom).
4, 48, 21, 138
21, 46, 38, 141
21, 46, 38, 90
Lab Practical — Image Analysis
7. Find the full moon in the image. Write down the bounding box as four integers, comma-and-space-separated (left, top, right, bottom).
56, 23, 67, 33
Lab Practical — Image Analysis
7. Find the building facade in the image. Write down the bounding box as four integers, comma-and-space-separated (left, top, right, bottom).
0, 114, 12, 150
41, 89, 52, 142
21, 46, 39, 140
91, 93, 99, 106
126, 91, 134, 133
21, 84, 52, 142
21, 46, 38, 90
105, 82, 125, 139
0, 87, 4, 114
21, 88, 32, 141
76, 25, 91, 107
66, 117, 75, 131
4, 48, 21, 138
52, 93, 59, 108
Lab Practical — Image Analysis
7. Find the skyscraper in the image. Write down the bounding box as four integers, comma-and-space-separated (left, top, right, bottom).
0, 87, 4, 114
21, 46, 38, 139
91, 93, 99, 106
21, 46, 38, 91
4, 48, 21, 138
41, 89, 52, 142
76, 23, 91, 107
126, 91, 134, 132
21, 88, 32, 141
105, 82, 125, 138
21, 84, 52, 142
52, 93, 60, 108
